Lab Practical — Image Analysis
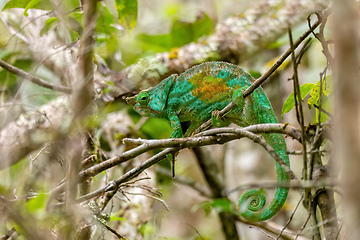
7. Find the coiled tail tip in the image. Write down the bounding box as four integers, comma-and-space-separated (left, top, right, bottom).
238, 187, 289, 222
238, 189, 267, 222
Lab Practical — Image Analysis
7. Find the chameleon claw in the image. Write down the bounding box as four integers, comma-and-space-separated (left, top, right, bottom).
166, 153, 177, 178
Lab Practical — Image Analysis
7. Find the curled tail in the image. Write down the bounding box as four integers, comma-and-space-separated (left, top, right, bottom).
238, 133, 290, 222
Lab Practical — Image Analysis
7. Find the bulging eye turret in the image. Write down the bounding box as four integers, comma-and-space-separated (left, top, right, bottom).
138, 91, 149, 106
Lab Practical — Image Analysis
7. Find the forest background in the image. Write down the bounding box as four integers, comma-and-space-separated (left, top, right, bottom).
0, 0, 358, 239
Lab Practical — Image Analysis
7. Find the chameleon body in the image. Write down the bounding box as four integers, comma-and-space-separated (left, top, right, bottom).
126, 61, 290, 222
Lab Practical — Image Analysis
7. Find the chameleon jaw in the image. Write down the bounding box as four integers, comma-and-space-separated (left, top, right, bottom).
125, 96, 136, 106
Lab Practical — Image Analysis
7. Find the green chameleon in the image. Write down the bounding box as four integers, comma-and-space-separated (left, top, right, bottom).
126, 61, 290, 222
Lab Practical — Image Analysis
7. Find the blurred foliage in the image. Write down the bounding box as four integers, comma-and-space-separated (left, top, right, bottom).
282, 76, 333, 122
115, 0, 137, 31
2, 0, 52, 14
282, 83, 316, 118
194, 198, 235, 215
0, 0, 333, 239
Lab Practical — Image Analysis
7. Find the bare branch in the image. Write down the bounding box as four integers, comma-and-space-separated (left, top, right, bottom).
0, 59, 71, 93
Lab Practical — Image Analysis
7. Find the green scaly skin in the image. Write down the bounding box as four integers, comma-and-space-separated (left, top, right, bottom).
126, 61, 290, 222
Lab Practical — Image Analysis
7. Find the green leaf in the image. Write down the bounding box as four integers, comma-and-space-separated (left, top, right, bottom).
2, 0, 30, 10
115, 0, 137, 31
135, 33, 172, 51
109, 216, 125, 222
282, 83, 316, 118
170, 12, 213, 47
2, 0, 51, 12
140, 222, 156, 236
192, 12, 213, 40
40, 17, 59, 36
308, 75, 333, 109
24, 0, 41, 16
170, 20, 193, 47
27, 193, 48, 213
96, 4, 120, 36
193, 199, 234, 215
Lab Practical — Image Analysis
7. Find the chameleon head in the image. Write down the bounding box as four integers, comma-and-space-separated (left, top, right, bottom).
126, 89, 156, 117
125, 74, 177, 119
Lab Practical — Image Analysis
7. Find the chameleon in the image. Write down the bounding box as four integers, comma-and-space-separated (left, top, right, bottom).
126, 61, 290, 222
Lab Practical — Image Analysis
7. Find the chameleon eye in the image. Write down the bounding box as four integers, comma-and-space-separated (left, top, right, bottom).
137, 91, 149, 106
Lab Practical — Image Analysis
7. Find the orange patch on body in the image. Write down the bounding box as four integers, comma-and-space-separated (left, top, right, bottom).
188, 73, 230, 103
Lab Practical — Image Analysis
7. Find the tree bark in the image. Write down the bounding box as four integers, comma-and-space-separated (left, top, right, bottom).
333, 0, 360, 239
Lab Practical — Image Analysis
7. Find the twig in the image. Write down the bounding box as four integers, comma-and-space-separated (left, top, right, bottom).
313, 104, 332, 117
276, 196, 304, 239
249, 226, 277, 239
287, 149, 329, 155
183, 223, 205, 240
237, 216, 310, 240
0, 59, 71, 93
74, 148, 179, 203
102, 223, 126, 239
308, 13, 334, 66
227, 180, 338, 194
156, 166, 211, 198
123, 192, 170, 211
295, 211, 312, 240
76, 127, 299, 203
0, 227, 17, 240
288, 26, 307, 179
51, 123, 299, 199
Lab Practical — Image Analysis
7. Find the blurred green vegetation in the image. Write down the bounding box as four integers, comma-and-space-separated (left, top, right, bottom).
0, 0, 333, 239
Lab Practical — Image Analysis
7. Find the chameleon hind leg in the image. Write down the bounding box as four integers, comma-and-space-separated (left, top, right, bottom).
211, 87, 247, 128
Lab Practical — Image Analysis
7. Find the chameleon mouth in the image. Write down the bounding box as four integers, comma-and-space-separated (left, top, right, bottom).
134, 105, 161, 115
125, 96, 136, 106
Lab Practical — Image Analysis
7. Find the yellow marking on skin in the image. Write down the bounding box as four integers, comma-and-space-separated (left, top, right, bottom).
188, 73, 230, 103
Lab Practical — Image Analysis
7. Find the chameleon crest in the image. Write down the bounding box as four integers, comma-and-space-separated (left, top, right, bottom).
126, 61, 290, 222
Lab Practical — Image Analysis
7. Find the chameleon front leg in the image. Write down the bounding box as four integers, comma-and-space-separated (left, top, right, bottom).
168, 111, 183, 138
167, 111, 183, 177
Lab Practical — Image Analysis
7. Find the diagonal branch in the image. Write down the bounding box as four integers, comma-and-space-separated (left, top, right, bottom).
194, 18, 323, 134
0, 0, 330, 171
0, 59, 71, 93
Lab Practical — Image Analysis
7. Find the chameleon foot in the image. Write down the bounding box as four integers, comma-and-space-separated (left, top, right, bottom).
211, 110, 231, 128
166, 152, 178, 178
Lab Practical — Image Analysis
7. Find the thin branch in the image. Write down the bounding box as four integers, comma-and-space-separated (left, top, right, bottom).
74, 148, 179, 203
227, 180, 338, 194
294, 212, 312, 240
276, 196, 304, 240
0, 59, 71, 93
102, 223, 126, 239
288, 26, 307, 178
0, 59, 72, 93
70, 128, 298, 204
308, 13, 334, 66
249, 225, 277, 239
236, 216, 310, 240
313, 104, 332, 117
182, 223, 205, 240
123, 191, 170, 211
0, 227, 17, 240
50, 123, 299, 200
156, 166, 211, 198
